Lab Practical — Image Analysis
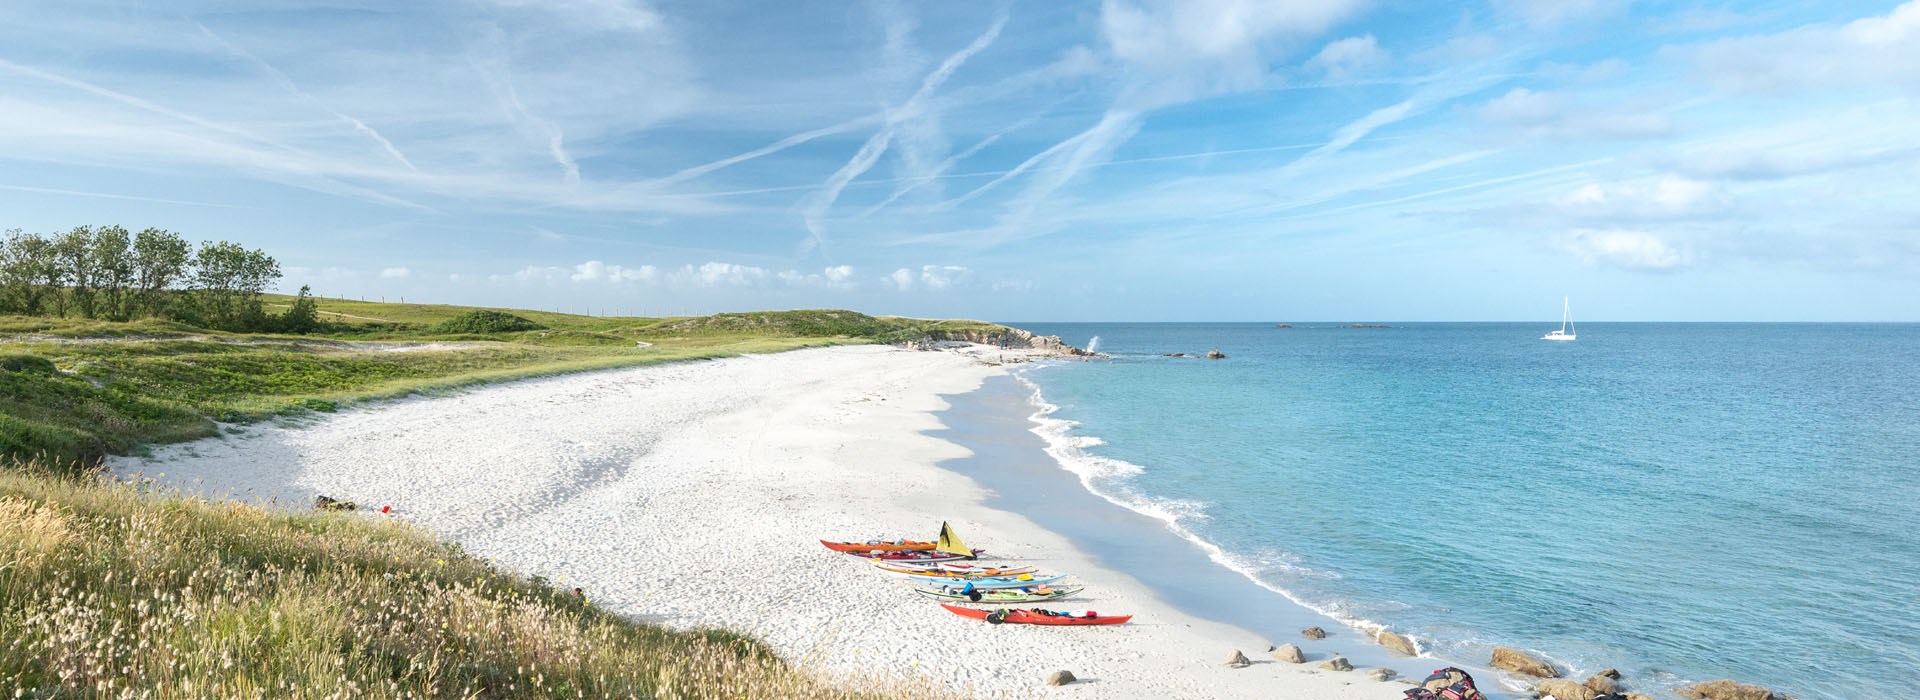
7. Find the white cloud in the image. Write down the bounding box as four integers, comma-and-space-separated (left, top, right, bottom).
823, 265, 854, 283
1479, 88, 1672, 140
1557, 176, 1725, 219
683, 262, 768, 287
919, 264, 970, 290
570, 260, 657, 283
380, 266, 411, 279
1490, 0, 1627, 29
1684, 1, 1920, 92
1557, 229, 1693, 270
887, 268, 915, 291
1100, 0, 1370, 104
1306, 35, 1387, 80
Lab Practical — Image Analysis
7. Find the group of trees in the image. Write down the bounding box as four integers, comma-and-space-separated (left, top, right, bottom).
0, 226, 317, 332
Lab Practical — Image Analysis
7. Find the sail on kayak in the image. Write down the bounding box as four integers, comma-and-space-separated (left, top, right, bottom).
936, 521, 970, 557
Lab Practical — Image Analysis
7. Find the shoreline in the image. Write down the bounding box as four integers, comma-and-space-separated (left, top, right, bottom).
112, 344, 1422, 698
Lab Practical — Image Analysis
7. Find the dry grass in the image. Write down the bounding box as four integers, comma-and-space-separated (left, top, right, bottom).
0, 463, 947, 699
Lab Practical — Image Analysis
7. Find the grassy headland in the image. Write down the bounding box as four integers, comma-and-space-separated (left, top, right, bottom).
0, 298, 1009, 698
0, 297, 1014, 467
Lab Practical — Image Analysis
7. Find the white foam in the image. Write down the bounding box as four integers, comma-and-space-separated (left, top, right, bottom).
1010, 364, 1405, 640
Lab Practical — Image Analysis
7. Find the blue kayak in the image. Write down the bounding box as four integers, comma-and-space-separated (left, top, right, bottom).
900, 573, 1067, 589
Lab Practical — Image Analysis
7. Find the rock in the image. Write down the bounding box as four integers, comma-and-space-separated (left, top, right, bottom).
1535, 679, 1599, 700
1225, 649, 1251, 668
1597, 668, 1622, 680
1045, 670, 1076, 686
1625, 694, 1656, 700
1491, 647, 1560, 678
1275, 323, 1293, 329
1677, 680, 1779, 700
314, 495, 357, 511
1318, 656, 1352, 672
1206, 348, 1227, 359
1376, 630, 1418, 656
1301, 626, 1327, 640
1269, 643, 1305, 663
1367, 668, 1397, 682
1585, 675, 1622, 694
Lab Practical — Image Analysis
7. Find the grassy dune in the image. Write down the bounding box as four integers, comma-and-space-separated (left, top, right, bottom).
0, 300, 999, 698
0, 464, 937, 699
0, 302, 1013, 467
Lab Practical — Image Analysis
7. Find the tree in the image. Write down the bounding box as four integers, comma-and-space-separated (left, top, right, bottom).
278, 285, 321, 333
92, 225, 135, 320
192, 241, 280, 329
132, 228, 190, 318
0, 231, 56, 315
54, 226, 101, 318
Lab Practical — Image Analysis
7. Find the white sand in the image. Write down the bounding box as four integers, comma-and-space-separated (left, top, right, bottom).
115, 345, 1413, 699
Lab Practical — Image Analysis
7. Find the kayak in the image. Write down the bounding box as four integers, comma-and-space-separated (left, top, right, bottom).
874, 563, 1038, 579
872, 560, 1036, 576
843, 549, 984, 562
820, 539, 936, 553
940, 603, 1130, 626
914, 584, 1084, 604
901, 573, 1067, 589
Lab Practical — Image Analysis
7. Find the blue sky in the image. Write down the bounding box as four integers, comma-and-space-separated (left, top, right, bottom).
2, 1, 1916, 321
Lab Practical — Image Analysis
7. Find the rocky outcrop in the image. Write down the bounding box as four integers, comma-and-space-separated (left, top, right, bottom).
1045, 670, 1076, 686
1301, 626, 1327, 640
1318, 656, 1352, 672
1206, 348, 1227, 359
1225, 650, 1251, 668
1367, 668, 1397, 682
1492, 647, 1559, 678
1269, 644, 1304, 663
1585, 674, 1622, 695
1534, 679, 1598, 700
925, 327, 1096, 357
1596, 668, 1622, 680
1678, 680, 1781, 700
1275, 323, 1293, 329
1376, 630, 1418, 656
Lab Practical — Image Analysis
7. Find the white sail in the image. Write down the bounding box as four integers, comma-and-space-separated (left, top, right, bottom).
1542, 297, 1577, 341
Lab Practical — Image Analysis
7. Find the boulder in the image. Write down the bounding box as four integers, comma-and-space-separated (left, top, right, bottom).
1225, 650, 1251, 668
1045, 670, 1076, 686
1376, 630, 1418, 656
1585, 675, 1622, 694
1269, 643, 1305, 663
314, 495, 357, 511
1597, 668, 1622, 680
1677, 680, 1779, 700
1206, 349, 1227, 359
1492, 647, 1560, 678
1301, 626, 1328, 640
1367, 668, 1397, 682
1626, 695, 1656, 700
1535, 679, 1598, 700
1318, 656, 1352, 672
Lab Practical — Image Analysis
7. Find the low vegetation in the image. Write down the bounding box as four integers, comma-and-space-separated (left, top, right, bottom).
0, 464, 939, 699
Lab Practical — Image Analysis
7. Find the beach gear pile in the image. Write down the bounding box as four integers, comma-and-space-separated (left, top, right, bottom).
819, 521, 1132, 626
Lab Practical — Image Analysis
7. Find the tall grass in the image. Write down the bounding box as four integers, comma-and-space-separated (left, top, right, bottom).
0, 463, 943, 699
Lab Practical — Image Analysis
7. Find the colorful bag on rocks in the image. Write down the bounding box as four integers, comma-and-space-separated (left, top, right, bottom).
1402, 666, 1486, 700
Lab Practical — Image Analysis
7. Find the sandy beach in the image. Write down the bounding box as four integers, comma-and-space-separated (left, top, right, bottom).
115, 344, 1421, 699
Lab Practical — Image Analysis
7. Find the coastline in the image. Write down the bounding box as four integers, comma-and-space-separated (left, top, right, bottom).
114, 344, 1420, 698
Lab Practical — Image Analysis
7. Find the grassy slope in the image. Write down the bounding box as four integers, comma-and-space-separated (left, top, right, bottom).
0, 301, 1015, 466
0, 465, 933, 699
0, 300, 998, 698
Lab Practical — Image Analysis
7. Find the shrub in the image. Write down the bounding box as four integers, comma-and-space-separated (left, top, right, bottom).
433, 310, 545, 334
0, 355, 55, 375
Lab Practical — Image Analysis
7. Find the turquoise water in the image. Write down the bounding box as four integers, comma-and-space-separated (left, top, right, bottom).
1005, 323, 1920, 699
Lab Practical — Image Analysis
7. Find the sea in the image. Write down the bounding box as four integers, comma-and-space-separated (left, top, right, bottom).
1000, 322, 1920, 700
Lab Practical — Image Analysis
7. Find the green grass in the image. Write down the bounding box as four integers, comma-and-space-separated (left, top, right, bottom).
0, 301, 1028, 468
0, 464, 940, 699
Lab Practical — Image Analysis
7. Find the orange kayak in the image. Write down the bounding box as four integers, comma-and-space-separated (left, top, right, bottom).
940, 604, 1131, 626
820, 539, 936, 553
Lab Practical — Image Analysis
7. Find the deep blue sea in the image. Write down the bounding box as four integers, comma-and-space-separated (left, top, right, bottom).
1005, 322, 1920, 700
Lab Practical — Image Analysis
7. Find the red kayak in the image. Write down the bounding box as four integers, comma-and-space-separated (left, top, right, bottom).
842, 549, 984, 562
819, 539, 936, 553
940, 603, 1131, 626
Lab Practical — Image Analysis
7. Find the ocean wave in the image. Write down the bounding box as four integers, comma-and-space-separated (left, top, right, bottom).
1009, 364, 1395, 637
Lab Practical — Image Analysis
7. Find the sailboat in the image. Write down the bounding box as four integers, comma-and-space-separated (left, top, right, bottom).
1542, 297, 1577, 341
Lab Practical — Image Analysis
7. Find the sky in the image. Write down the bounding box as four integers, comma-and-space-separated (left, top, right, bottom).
1, 1, 1917, 321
